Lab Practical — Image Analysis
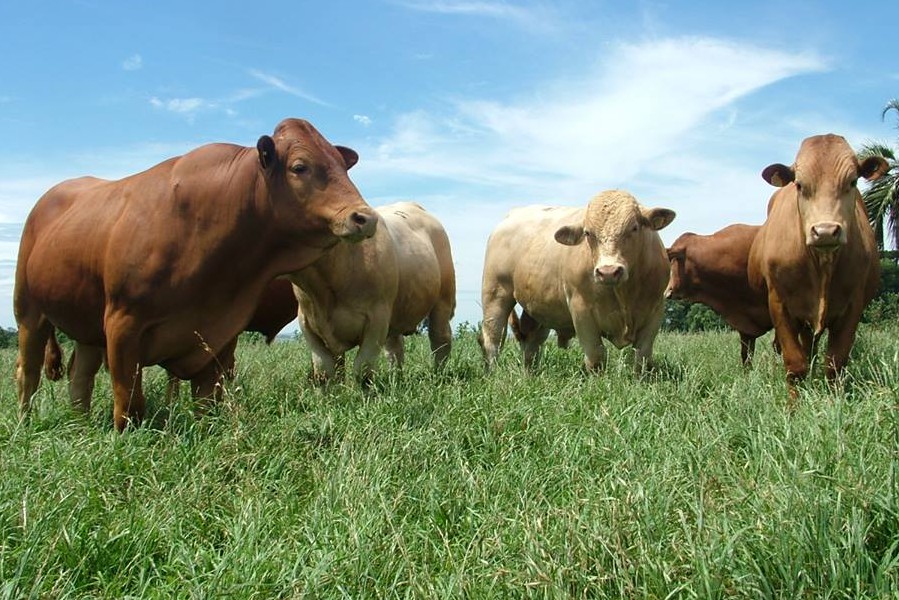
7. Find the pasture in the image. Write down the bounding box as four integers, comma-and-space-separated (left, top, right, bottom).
1, 325, 898, 598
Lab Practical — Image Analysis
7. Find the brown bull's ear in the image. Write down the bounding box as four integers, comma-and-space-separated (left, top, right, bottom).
667, 247, 685, 260
761, 163, 794, 187
859, 155, 890, 181
257, 135, 277, 171
641, 207, 676, 231
336, 146, 359, 170
554, 225, 584, 246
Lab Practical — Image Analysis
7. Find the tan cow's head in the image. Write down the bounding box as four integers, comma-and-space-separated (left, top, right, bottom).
761, 134, 888, 251
554, 190, 676, 285
257, 118, 378, 244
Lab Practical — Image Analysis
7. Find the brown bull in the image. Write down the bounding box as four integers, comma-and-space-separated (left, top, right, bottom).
666, 224, 772, 366
747, 134, 887, 397
16, 118, 377, 431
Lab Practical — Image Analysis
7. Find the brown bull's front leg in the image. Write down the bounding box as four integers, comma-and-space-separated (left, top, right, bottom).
768, 290, 808, 402
824, 310, 863, 385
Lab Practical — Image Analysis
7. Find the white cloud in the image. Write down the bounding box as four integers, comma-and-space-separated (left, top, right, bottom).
348, 36, 831, 325
149, 96, 216, 116
122, 54, 143, 71
361, 37, 826, 196
247, 69, 331, 107
395, 0, 557, 31
353, 114, 373, 127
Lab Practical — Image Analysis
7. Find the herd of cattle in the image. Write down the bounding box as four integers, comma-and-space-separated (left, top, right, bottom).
12, 118, 889, 430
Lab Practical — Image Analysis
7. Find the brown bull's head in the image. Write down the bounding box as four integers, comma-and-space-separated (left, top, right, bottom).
554, 190, 676, 286
761, 134, 888, 251
665, 234, 694, 299
257, 118, 378, 244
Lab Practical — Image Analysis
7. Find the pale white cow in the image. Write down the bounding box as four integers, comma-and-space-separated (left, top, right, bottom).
291, 202, 456, 382
479, 190, 675, 372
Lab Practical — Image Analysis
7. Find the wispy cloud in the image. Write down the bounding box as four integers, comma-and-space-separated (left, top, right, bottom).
150, 96, 213, 114
247, 69, 331, 107
122, 54, 143, 71
395, 0, 558, 32
350, 36, 830, 294
354, 114, 373, 127
362, 37, 826, 194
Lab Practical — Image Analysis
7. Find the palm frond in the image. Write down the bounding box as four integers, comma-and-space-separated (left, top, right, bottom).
882, 98, 899, 123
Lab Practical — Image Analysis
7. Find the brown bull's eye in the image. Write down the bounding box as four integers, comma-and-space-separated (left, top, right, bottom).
290, 163, 309, 175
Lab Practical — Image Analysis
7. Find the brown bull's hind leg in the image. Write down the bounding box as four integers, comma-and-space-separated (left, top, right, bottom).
16, 317, 54, 418
43, 331, 64, 381
105, 315, 147, 432
68, 343, 104, 413
739, 333, 755, 367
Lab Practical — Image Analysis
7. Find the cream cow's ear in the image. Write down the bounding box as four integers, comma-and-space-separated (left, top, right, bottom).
761, 163, 794, 187
554, 225, 584, 246
641, 207, 676, 231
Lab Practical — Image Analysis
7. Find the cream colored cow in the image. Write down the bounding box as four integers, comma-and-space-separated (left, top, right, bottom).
479, 190, 675, 373
291, 202, 456, 382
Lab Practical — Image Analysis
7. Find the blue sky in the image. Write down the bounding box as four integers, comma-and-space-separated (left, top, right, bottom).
1, 0, 898, 330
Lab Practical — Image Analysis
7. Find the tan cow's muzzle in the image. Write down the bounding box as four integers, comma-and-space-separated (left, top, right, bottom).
335, 207, 378, 242
594, 264, 627, 285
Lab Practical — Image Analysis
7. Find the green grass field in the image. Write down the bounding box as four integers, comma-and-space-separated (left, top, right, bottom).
1, 325, 898, 598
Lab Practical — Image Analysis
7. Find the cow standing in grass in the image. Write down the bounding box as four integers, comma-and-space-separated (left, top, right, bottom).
291, 202, 456, 383
480, 190, 675, 373
15, 118, 377, 431
666, 224, 772, 366
748, 134, 887, 397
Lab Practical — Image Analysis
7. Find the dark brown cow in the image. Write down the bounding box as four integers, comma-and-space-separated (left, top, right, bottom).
41, 277, 299, 400
16, 118, 377, 431
747, 134, 887, 397
666, 224, 772, 365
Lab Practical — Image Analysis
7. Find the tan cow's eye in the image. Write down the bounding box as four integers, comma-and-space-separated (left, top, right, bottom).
850, 178, 858, 188
795, 181, 803, 193
290, 163, 309, 175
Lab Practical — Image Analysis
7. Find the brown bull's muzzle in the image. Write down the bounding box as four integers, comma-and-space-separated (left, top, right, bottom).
334, 206, 378, 242
807, 221, 844, 251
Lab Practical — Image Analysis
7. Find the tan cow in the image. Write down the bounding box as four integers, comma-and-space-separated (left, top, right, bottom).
480, 190, 675, 372
291, 202, 456, 382
666, 224, 772, 366
15, 118, 377, 431
747, 134, 887, 397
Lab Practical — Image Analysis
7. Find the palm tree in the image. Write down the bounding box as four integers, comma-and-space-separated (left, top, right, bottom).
861, 99, 899, 251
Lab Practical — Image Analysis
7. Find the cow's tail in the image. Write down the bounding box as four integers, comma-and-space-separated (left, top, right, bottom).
43, 327, 65, 381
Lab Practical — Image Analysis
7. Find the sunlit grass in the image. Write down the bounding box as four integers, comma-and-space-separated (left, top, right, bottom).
1, 325, 897, 597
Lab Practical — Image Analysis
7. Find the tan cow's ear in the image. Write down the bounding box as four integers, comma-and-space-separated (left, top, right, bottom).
554, 225, 584, 246
336, 146, 359, 170
761, 163, 794, 187
257, 135, 278, 171
859, 155, 889, 181
642, 207, 676, 231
